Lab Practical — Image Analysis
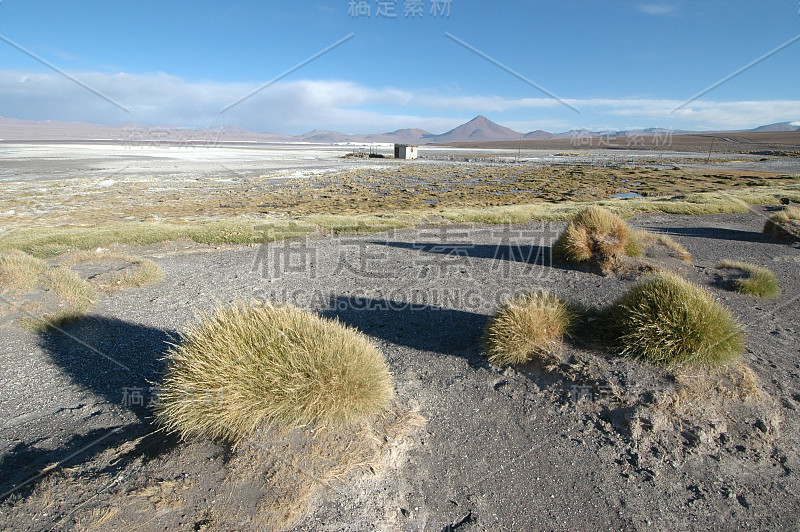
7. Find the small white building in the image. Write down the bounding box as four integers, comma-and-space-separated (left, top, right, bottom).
394, 144, 419, 160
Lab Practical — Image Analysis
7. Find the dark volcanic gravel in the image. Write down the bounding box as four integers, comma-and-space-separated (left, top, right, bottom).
1, 209, 800, 531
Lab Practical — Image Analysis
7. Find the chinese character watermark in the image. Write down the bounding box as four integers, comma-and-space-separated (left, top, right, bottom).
252, 224, 557, 282
404, 0, 423, 18
568, 384, 614, 404
430, 0, 452, 17
348, 0, 371, 18
348, 0, 452, 19
376, 0, 396, 18
120, 126, 224, 149
122, 385, 226, 410
121, 387, 146, 407
121, 386, 164, 409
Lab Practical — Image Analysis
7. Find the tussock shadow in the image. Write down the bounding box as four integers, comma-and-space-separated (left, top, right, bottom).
642, 226, 772, 244
321, 295, 489, 365
0, 317, 179, 502
369, 240, 583, 272
38, 316, 176, 420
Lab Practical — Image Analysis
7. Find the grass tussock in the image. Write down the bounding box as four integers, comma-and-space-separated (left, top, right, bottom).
484, 289, 577, 366
156, 301, 395, 443
673, 361, 762, 405
553, 205, 632, 270
624, 231, 646, 258
607, 272, 744, 366
763, 206, 800, 241
43, 267, 97, 310
717, 260, 780, 298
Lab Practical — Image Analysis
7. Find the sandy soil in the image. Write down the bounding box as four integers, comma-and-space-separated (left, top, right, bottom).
1, 207, 799, 530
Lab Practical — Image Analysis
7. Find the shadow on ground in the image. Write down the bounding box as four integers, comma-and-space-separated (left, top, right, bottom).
0, 317, 179, 502
369, 240, 593, 275
643, 226, 773, 244
38, 316, 176, 419
371, 240, 551, 263
322, 295, 489, 365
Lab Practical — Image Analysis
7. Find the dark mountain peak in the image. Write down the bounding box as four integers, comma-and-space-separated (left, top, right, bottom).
430, 116, 522, 143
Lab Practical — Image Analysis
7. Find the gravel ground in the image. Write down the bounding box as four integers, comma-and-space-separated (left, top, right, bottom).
1, 208, 799, 530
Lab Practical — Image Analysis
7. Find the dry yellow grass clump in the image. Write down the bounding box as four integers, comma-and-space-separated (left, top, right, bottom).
654, 234, 692, 262
0, 250, 97, 328
608, 272, 744, 366
0, 250, 43, 292
156, 301, 395, 443
484, 289, 577, 366
763, 206, 800, 241
629, 230, 692, 262
553, 205, 632, 271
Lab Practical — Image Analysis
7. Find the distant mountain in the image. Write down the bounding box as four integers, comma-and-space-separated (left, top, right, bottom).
370, 128, 434, 143
749, 122, 800, 132
427, 115, 522, 143
296, 130, 357, 143
545, 128, 594, 140
0, 115, 797, 144
523, 130, 554, 140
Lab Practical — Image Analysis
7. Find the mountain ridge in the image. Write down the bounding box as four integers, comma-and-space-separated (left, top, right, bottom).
0, 115, 797, 144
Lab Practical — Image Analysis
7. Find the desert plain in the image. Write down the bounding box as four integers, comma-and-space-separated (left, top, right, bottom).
1, 141, 800, 531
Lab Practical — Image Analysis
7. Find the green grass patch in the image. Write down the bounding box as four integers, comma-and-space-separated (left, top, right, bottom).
607, 272, 744, 366
3, 187, 800, 257
0, 220, 318, 258
156, 301, 395, 443
716, 260, 781, 298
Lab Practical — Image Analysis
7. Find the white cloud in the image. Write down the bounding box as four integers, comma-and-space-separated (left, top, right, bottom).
605, 99, 800, 129
637, 3, 676, 15
411, 95, 565, 112
1, 70, 798, 134
0, 71, 417, 134
791, 121, 800, 126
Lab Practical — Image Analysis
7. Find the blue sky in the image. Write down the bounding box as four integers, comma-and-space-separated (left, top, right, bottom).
1, 0, 799, 134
